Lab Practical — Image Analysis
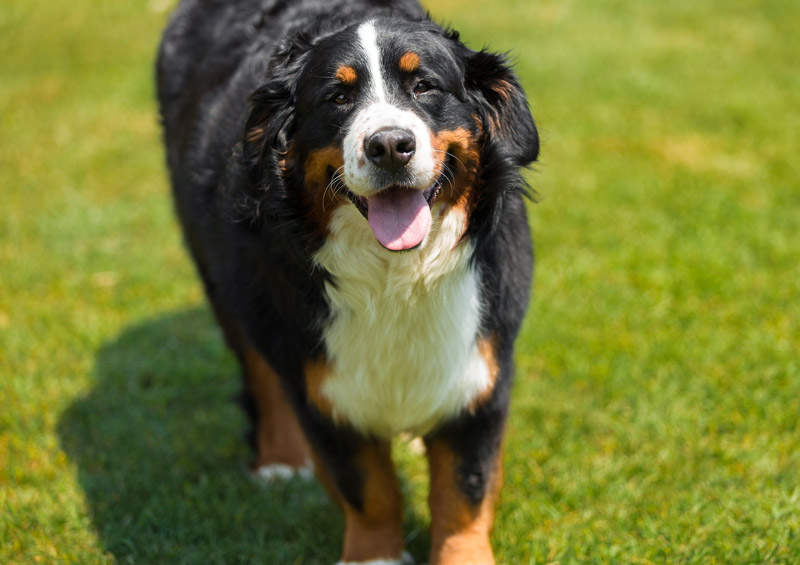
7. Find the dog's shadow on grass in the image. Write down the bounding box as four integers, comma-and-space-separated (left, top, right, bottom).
59, 307, 429, 564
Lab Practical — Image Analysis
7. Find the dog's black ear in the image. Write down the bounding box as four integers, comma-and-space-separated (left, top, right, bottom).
243, 33, 315, 187
243, 78, 295, 186
465, 50, 539, 167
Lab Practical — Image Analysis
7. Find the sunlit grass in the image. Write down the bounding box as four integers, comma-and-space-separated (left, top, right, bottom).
2, 0, 798, 562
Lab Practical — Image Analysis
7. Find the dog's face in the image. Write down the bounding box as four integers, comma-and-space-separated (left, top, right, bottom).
245, 18, 538, 251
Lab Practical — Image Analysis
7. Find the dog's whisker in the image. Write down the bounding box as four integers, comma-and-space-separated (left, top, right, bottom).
324, 168, 349, 212
432, 148, 468, 174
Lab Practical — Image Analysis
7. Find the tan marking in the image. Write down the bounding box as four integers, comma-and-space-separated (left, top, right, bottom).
304, 145, 345, 189
312, 442, 405, 563
491, 79, 514, 102
432, 128, 475, 155
485, 112, 502, 141
246, 126, 265, 143
303, 145, 346, 235
336, 65, 358, 85
277, 141, 295, 175
468, 336, 500, 412
304, 361, 333, 417
426, 440, 502, 565
471, 114, 485, 135
241, 344, 310, 469
430, 127, 482, 237
398, 52, 420, 72
479, 81, 517, 142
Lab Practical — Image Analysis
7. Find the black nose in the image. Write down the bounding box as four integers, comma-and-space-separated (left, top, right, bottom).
364, 128, 416, 171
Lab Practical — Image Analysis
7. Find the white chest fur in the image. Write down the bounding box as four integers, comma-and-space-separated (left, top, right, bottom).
313, 204, 490, 438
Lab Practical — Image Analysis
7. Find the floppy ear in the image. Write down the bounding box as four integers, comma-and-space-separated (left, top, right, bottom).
465, 50, 539, 168
243, 32, 316, 187
243, 78, 295, 187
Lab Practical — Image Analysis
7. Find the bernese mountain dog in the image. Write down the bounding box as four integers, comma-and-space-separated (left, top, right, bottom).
157, 0, 538, 563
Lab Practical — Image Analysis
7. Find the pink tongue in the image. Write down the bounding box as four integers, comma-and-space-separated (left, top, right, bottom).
367, 188, 432, 251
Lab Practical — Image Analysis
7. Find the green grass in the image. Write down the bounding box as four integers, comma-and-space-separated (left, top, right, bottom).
2, 0, 799, 562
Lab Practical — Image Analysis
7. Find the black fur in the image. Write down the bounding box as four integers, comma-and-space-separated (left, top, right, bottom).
158, 0, 537, 555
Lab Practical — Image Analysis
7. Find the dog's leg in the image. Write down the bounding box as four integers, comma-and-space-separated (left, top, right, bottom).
424, 436, 502, 565
240, 343, 312, 478
311, 437, 408, 565
304, 363, 409, 563
193, 270, 308, 476
424, 340, 510, 565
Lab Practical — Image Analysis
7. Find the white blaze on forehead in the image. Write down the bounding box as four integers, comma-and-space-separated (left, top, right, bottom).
345, 22, 436, 196
357, 21, 387, 102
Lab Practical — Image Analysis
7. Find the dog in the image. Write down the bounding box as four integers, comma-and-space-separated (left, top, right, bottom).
157, 1, 538, 563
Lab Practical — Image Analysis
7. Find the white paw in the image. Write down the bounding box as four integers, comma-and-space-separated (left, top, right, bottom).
252, 461, 314, 483
336, 551, 415, 565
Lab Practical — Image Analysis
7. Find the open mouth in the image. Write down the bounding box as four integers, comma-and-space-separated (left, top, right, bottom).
343, 181, 442, 251
328, 151, 455, 251
344, 179, 442, 220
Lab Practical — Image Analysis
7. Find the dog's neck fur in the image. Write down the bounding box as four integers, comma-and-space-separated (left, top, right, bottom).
313, 203, 491, 437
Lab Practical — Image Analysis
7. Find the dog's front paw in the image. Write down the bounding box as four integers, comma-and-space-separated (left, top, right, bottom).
337, 550, 415, 565
251, 461, 314, 483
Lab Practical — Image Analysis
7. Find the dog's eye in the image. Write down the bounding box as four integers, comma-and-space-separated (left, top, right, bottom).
332, 93, 351, 105
413, 80, 434, 96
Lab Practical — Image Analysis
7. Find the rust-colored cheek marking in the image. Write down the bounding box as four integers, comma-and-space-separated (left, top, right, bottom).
430, 127, 481, 217
303, 145, 346, 234
311, 442, 406, 563
426, 441, 502, 565
304, 145, 345, 189
336, 65, 358, 85
398, 52, 420, 72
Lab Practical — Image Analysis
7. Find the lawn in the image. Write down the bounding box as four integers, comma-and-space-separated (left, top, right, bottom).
1, 0, 799, 563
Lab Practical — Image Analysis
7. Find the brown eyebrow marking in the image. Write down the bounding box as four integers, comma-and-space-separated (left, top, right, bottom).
335, 65, 358, 84
398, 52, 420, 72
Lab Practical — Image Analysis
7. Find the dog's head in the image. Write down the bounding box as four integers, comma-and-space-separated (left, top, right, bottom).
244, 17, 538, 252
